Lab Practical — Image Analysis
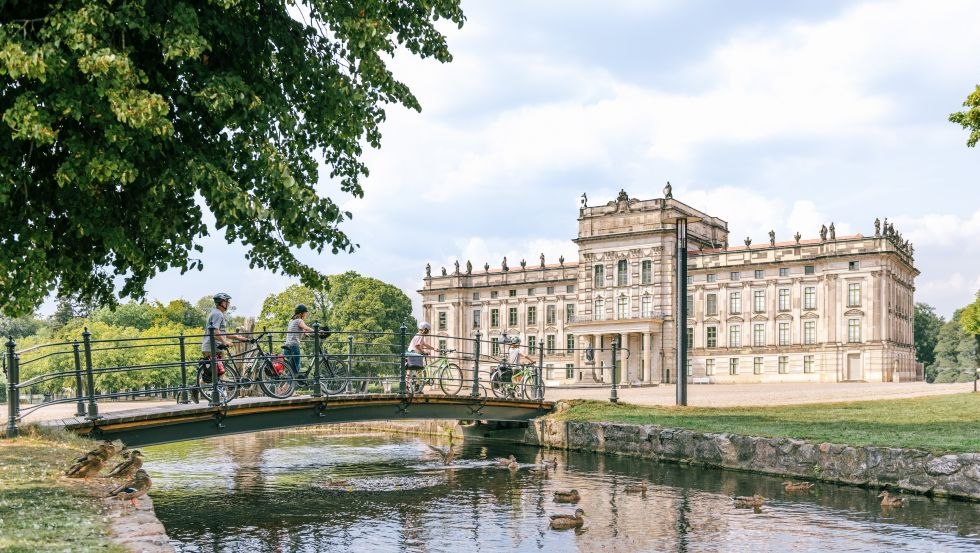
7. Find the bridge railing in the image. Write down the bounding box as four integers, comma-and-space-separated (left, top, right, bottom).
2, 324, 634, 438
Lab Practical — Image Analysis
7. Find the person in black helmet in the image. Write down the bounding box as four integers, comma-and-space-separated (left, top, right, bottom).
194, 293, 248, 403
283, 304, 315, 377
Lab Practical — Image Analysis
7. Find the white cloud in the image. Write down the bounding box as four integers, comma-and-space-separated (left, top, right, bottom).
895, 209, 980, 250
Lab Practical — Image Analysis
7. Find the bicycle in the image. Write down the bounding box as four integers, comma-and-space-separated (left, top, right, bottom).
489, 361, 541, 400
194, 333, 294, 404
290, 343, 350, 396
406, 349, 464, 396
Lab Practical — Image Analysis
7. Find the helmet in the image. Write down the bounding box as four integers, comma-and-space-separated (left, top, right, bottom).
418, 321, 431, 331
510, 336, 521, 345
294, 304, 308, 315
213, 292, 232, 304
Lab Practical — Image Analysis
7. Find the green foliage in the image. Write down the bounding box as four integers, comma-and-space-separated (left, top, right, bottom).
932, 309, 978, 376
950, 84, 980, 147
913, 302, 944, 368
932, 368, 975, 383
0, 0, 465, 316
960, 289, 980, 335
91, 301, 155, 330
258, 283, 319, 332
0, 314, 46, 339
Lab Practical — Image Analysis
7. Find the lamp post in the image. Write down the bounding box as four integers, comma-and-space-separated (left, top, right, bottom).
664, 211, 701, 406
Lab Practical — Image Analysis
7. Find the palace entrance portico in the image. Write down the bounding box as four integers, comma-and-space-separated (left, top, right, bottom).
570, 319, 665, 385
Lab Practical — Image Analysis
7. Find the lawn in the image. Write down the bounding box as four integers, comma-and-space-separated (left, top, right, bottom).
0, 426, 126, 553
554, 393, 980, 454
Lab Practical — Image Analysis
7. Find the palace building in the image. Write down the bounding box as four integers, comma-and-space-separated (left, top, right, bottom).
419, 187, 921, 386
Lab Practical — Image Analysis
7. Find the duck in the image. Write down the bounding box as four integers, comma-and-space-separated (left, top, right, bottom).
495, 454, 517, 467
427, 444, 458, 465
108, 469, 152, 508
106, 450, 144, 479
732, 494, 766, 508
540, 457, 558, 470
553, 489, 581, 503
506, 460, 520, 472
66, 453, 105, 479
877, 491, 905, 507
624, 482, 648, 494
783, 481, 815, 492
549, 508, 586, 530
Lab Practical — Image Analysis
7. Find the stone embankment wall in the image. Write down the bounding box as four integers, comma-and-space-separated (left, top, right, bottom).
525, 418, 980, 501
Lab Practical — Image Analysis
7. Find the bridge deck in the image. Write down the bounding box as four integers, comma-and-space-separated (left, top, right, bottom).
47, 394, 554, 447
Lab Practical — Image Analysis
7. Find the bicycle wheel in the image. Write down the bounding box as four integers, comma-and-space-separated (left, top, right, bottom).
257, 358, 295, 399
521, 371, 543, 400
319, 356, 350, 395
198, 362, 240, 405
489, 368, 510, 399
438, 363, 464, 396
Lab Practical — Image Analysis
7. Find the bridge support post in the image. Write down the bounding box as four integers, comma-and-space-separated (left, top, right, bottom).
72, 342, 86, 416
312, 322, 322, 398
177, 334, 189, 404
208, 324, 219, 407
399, 324, 407, 396
537, 336, 545, 401
82, 328, 100, 419
610, 339, 619, 404
5, 338, 19, 438
471, 331, 481, 397
347, 335, 355, 393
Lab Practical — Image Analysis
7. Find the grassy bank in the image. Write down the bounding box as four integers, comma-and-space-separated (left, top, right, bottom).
555, 393, 980, 454
0, 426, 126, 553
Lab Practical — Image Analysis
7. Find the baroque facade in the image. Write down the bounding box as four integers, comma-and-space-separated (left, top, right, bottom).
419, 188, 920, 385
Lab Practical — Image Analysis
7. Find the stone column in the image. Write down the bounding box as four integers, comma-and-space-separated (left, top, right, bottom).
619, 333, 628, 385
643, 332, 653, 384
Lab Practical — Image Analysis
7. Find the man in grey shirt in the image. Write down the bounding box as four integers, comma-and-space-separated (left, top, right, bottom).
202, 292, 249, 354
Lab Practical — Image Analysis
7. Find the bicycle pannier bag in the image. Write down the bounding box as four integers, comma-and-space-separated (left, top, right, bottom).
405, 351, 425, 369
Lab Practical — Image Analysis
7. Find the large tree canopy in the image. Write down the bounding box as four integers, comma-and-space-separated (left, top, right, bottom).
913, 302, 944, 368
0, 0, 464, 316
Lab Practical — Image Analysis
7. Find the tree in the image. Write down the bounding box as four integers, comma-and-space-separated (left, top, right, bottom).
933, 309, 977, 373
150, 299, 206, 329
0, 1, 465, 316
913, 303, 944, 368
91, 301, 155, 330
950, 85, 980, 147
0, 314, 44, 339
960, 290, 980, 335
48, 293, 98, 329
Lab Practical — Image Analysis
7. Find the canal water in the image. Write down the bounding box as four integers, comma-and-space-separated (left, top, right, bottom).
145, 429, 980, 553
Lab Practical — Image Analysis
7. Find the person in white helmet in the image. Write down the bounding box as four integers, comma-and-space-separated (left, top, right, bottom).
408, 321, 436, 356
507, 336, 534, 366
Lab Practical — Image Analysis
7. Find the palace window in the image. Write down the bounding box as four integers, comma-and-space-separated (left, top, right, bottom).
754, 269, 764, 279
509, 289, 517, 297
547, 286, 555, 295
566, 303, 575, 323
804, 265, 815, 275
847, 319, 861, 342
472, 309, 481, 329
508, 307, 518, 327
546, 305, 556, 325
438, 312, 447, 331
528, 288, 536, 296
617, 259, 628, 286
730, 271, 740, 281
753, 290, 766, 313
594, 298, 604, 321
641, 260, 653, 284
778, 356, 789, 374
804, 287, 816, 310
594, 265, 604, 288
849, 261, 860, 271
729, 325, 741, 347
804, 355, 814, 373
706, 293, 717, 316
567, 285, 575, 293
617, 295, 628, 319
803, 321, 816, 344
641, 295, 653, 317
438, 294, 446, 302
490, 308, 500, 328
779, 267, 789, 277
491, 291, 498, 299
491, 338, 500, 356
566, 334, 575, 354
778, 289, 790, 311
565, 363, 575, 380
687, 328, 694, 347
729, 358, 738, 375
707, 273, 717, 283
729, 292, 741, 314
546, 335, 556, 354
687, 276, 693, 284
753, 357, 763, 375
778, 322, 790, 346
847, 283, 862, 307
546, 364, 554, 380
706, 326, 718, 348
686, 294, 694, 316
473, 292, 480, 300
528, 336, 536, 354
527, 306, 537, 326
753, 324, 765, 346
705, 359, 715, 376
439, 339, 447, 353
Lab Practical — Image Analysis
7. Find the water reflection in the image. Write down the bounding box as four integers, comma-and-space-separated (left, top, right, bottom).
145, 429, 980, 553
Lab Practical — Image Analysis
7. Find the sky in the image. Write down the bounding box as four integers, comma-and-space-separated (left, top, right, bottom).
65, 0, 980, 320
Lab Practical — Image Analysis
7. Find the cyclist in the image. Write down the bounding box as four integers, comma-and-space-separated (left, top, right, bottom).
283, 304, 315, 377
505, 336, 534, 382
408, 321, 437, 356
194, 292, 249, 402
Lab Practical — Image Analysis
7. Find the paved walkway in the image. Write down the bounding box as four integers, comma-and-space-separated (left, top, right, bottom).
3, 381, 974, 424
